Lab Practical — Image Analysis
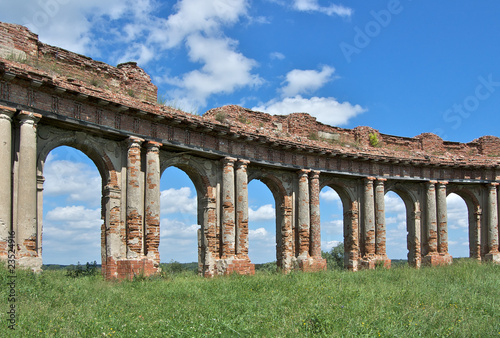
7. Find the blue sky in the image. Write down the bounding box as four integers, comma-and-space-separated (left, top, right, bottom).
1, 1, 498, 264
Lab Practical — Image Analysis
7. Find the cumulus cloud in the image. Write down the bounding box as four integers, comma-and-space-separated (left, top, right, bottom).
322, 240, 341, 252
248, 227, 276, 263
161, 187, 197, 215
172, 34, 263, 106
253, 95, 366, 126
159, 218, 199, 262
249, 204, 275, 222
320, 187, 341, 202
42, 205, 102, 264
43, 156, 101, 207
281, 66, 335, 97
0, 0, 132, 54
292, 0, 352, 17
45, 205, 101, 229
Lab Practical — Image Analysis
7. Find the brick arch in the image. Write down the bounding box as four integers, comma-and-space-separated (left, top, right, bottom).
37, 132, 118, 187
247, 170, 293, 271
160, 155, 212, 200
36, 131, 119, 270
385, 182, 422, 267
446, 185, 482, 259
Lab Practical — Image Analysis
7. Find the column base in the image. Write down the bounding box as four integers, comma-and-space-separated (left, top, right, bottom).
17, 256, 42, 273
484, 252, 500, 263
359, 256, 391, 270
215, 258, 255, 275
422, 253, 453, 266
295, 255, 327, 272
103, 257, 158, 280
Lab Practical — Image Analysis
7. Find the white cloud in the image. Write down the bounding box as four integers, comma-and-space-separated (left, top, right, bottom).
0, 0, 132, 54
161, 187, 197, 215
249, 204, 275, 222
270, 52, 285, 60
248, 227, 276, 263
320, 187, 341, 202
43, 157, 101, 207
160, 218, 199, 239
322, 240, 341, 252
292, 0, 352, 17
149, 0, 249, 49
174, 34, 263, 106
281, 66, 335, 97
45, 205, 101, 230
253, 95, 366, 126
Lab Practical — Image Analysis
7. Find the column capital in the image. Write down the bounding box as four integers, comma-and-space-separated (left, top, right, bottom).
127, 136, 144, 148
144, 140, 162, 151
0, 105, 16, 120
376, 177, 387, 182
437, 181, 448, 186
488, 182, 500, 188
364, 176, 376, 184
17, 111, 41, 125
297, 169, 310, 177
309, 170, 320, 180
235, 159, 250, 169
221, 157, 237, 166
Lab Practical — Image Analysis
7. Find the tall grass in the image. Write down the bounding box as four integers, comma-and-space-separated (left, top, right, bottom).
1, 259, 498, 336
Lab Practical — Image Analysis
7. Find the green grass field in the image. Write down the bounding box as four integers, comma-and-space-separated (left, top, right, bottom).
1, 259, 499, 337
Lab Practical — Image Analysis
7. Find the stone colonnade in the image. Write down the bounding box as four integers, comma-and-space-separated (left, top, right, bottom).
0, 105, 499, 280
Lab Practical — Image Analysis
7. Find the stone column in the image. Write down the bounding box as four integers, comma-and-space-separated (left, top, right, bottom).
16, 111, 42, 270
201, 195, 217, 276
345, 201, 359, 271
374, 178, 386, 257
144, 141, 162, 268
363, 177, 376, 259
436, 181, 449, 254
102, 184, 122, 279
309, 170, 321, 258
235, 160, 250, 258
408, 203, 422, 268
0, 106, 15, 260
485, 183, 499, 262
297, 169, 310, 259
221, 157, 236, 258
425, 181, 438, 256
470, 206, 482, 260
126, 137, 144, 259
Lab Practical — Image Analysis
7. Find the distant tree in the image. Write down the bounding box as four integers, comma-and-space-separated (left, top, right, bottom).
322, 243, 344, 270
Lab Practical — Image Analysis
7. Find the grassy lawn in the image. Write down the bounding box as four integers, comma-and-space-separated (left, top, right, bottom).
1, 259, 499, 337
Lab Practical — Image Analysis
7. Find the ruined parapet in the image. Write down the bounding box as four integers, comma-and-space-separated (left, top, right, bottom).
0, 22, 157, 103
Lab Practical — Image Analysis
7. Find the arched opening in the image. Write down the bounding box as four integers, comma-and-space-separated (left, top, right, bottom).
247, 179, 276, 267
319, 186, 344, 268
384, 191, 407, 264
42, 146, 102, 266
446, 193, 469, 259
159, 166, 199, 267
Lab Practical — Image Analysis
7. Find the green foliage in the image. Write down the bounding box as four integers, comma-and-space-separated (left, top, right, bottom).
215, 111, 227, 123
65, 261, 100, 278
308, 131, 319, 141
369, 132, 380, 147
0, 260, 498, 336
322, 242, 344, 270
